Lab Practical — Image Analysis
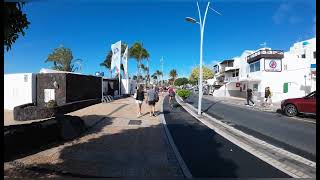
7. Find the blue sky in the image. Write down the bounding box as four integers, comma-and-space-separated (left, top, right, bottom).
4, 0, 316, 79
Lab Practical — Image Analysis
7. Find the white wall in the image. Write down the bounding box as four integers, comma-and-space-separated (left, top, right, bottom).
121, 79, 130, 95
4, 73, 36, 110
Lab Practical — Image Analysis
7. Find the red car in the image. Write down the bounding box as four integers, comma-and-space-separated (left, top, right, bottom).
281, 91, 316, 117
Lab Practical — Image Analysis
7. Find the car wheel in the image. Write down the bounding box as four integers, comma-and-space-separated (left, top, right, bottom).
284, 104, 298, 117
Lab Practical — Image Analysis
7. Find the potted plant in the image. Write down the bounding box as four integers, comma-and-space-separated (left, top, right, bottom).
47, 100, 58, 108
177, 89, 192, 102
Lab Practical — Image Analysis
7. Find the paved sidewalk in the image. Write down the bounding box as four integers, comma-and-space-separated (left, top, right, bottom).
4, 96, 183, 178
209, 95, 281, 112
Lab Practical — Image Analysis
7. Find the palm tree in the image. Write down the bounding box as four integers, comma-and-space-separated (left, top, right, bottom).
45, 45, 82, 72
169, 69, 178, 85
140, 64, 150, 84
129, 42, 150, 83
155, 70, 163, 85
132, 75, 137, 80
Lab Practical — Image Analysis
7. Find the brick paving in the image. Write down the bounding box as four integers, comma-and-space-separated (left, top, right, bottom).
4, 96, 183, 178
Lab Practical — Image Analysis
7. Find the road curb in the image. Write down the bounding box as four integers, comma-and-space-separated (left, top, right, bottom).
159, 94, 193, 179
176, 95, 316, 178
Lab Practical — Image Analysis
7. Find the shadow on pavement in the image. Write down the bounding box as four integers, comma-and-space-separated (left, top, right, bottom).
275, 109, 317, 120
5, 124, 182, 178
4, 115, 112, 162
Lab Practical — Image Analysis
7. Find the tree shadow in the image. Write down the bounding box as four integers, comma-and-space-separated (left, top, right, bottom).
5, 102, 133, 162
4, 115, 112, 162
6, 124, 183, 178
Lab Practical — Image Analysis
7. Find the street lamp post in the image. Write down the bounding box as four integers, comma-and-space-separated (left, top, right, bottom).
185, 1, 220, 115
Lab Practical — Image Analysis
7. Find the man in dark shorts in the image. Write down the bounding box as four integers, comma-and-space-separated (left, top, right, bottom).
146, 85, 158, 117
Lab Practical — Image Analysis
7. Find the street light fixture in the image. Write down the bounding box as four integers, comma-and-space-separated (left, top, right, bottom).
185, 1, 221, 115
185, 17, 198, 24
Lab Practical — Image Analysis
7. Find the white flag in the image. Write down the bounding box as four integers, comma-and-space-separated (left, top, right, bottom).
111, 40, 121, 73
122, 46, 128, 77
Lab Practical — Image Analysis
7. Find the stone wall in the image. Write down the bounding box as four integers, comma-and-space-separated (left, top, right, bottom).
66, 74, 102, 103
36, 73, 67, 107
37, 73, 102, 106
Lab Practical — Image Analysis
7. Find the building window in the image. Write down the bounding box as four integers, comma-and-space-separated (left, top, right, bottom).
301, 54, 306, 58
249, 60, 260, 72
214, 66, 219, 73
24, 75, 28, 82
314, 51, 316, 59
253, 84, 258, 91
250, 64, 254, 72
255, 62, 260, 71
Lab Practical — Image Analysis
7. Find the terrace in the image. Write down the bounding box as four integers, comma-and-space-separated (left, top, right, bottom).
246, 49, 284, 63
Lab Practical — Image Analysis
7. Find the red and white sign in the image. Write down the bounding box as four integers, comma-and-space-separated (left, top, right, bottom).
264, 59, 282, 72
236, 83, 240, 87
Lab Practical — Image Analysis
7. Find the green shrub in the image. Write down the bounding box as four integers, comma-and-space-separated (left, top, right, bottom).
177, 89, 192, 100
174, 77, 189, 86
47, 100, 57, 108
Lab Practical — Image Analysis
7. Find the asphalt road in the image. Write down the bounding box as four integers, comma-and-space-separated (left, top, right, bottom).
188, 94, 316, 162
163, 96, 289, 178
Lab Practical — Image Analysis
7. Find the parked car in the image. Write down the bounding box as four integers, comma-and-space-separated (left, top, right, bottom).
281, 91, 316, 117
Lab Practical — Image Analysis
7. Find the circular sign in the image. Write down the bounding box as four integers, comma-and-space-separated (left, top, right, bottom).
269, 60, 277, 69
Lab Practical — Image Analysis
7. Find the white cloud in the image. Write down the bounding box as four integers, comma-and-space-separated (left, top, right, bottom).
288, 16, 302, 24
272, 2, 310, 25
272, 2, 292, 24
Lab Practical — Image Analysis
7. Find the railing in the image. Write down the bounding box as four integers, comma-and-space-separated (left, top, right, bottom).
224, 77, 239, 82
246, 49, 284, 63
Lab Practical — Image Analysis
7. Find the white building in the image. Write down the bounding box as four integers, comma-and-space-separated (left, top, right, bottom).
212, 38, 316, 103
4, 73, 36, 110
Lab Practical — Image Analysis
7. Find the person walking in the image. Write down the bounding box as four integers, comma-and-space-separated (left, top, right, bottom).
135, 84, 145, 117
264, 87, 272, 107
168, 85, 175, 109
246, 88, 255, 106
146, 85, 158, 117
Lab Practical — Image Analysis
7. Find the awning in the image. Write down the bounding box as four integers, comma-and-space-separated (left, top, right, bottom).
225, 68, 239, 73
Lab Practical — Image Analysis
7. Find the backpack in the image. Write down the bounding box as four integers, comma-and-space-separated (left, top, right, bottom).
154, 92, 159, 102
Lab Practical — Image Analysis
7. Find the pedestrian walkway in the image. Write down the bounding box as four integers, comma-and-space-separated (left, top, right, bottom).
209, 95, 281, 112
4, 96, 183, 178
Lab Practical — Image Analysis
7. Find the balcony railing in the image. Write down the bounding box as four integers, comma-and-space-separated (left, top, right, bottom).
224, 77, 239, 83
246, 49, 284, 63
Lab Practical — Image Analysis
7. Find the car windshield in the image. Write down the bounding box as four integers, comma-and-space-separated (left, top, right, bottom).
305, 91, 316, 98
